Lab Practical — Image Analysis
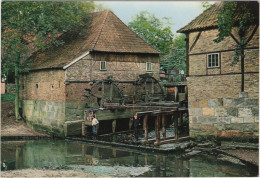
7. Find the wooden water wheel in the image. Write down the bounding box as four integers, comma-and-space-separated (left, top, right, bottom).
84, 76, 124, 107
134, 74, 165, 103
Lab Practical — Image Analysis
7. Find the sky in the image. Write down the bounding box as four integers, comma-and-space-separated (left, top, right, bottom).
96, 1, 213, 35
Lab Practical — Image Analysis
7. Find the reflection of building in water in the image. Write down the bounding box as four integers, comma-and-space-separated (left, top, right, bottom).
2, 141, 256, 177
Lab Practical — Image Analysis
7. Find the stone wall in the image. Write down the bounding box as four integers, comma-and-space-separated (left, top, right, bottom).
22, 100, 65, 137
189, 92, 259, 139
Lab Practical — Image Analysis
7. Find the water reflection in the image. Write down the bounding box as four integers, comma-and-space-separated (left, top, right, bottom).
1, 140, 257, 177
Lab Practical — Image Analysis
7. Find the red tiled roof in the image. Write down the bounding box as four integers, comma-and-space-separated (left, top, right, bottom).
31, 10, 160, 70
177, 1, 259, 33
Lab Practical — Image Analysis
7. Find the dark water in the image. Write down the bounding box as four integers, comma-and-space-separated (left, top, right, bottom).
1, 140, 257, 177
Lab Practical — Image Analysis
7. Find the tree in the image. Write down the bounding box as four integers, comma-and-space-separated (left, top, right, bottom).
160, 34, 186, 82
1, 1, 95, 119
214, 1, 258, 92
201, 2, 211, 10
128, 11, 174, 55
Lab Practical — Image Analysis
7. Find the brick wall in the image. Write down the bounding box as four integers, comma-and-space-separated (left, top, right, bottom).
20, 70, 66, 102
66, 52, 160, 82
20, 70, 66, 136
188, 28, 259, 76
187, 27, 259, 139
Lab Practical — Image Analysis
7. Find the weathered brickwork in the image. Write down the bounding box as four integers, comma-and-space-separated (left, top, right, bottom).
189, 93, 259, 138
20, 70, 66, 102
187, 73, 259, 103
188, 27, 258, 77
189, 28, 258, 55
189, 49, 258, 76
66, 52, 160, 82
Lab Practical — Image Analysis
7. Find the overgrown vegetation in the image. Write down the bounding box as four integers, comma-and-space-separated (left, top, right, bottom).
1, 1, 96, 119
1, 93, 16, 102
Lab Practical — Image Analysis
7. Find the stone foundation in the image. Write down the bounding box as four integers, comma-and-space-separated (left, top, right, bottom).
189, 92, 259, 140
22, 100, 65, 137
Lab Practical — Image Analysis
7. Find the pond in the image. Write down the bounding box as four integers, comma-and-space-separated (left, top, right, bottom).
1, 140, 257, 177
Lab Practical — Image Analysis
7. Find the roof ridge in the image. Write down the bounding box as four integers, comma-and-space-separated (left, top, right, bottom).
92, 10, 110, 50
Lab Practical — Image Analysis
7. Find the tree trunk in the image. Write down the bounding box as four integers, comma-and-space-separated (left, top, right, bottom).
14, 60, 20, 120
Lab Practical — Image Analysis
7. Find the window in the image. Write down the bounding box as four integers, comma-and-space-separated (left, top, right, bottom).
100, 61, 106, 71
207, 53, 219, 68
51, 84, 54, 90
36, 83, 39, 89
146, 62, 152, 71
21, 85, 25, 90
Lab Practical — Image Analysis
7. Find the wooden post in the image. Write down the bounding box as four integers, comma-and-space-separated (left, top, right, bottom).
154, 115, 160, 145
109, 83, 113, 101
101, 81, 105, 105
180, 111, 183, 137
144, 154, 148, 165
82, 121, 86, 136
151, 79, 154, 95
82, 144, 87, 157
184, 85, 188, 101
112, 149, 117, 157
129, 118, 133, 130
155, 155, 161, 177
174, 113, 179, 140
163, 156, 166, 177
162, 114, 166, 139
143, 114, 148, 142
174, 86, 178, 102
112, 120, 116, 133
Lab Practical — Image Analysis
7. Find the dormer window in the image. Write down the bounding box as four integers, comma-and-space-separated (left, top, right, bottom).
207, 53, 220, 68
146, 62, 152, 72
100, 61, 106, 71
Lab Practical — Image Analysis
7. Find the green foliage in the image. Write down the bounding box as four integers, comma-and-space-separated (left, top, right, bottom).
128, 11, 174, 55
1, 93, 16, 102
214, 2, 258, 65
2, 1, 95, 75
201, 2, 212, 10
1, 1, 95, 119
160, 34, 186, 74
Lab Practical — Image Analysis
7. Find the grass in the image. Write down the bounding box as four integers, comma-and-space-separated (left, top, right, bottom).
1, 93, 15, 102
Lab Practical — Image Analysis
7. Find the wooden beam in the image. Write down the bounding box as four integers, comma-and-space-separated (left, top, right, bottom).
174, 113, 179, 140
109, 83, 113, 101
82, 121, 86, 136
174, 86, 178, 102
143, 114, 148, 142
162, 114, 166, 139
112, 120, 116, 133
154, 115, 160, 145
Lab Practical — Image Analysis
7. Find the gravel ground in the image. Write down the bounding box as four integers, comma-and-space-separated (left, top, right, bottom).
1, 169, 98, 177
1, 101, 46, 137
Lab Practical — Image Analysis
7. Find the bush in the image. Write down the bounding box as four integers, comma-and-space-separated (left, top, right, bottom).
1, 93, 15, 102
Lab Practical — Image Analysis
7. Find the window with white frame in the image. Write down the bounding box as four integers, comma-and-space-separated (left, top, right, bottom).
146, 62, 152, 71
207, 53, 219, 68
100, 61, 106, 71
